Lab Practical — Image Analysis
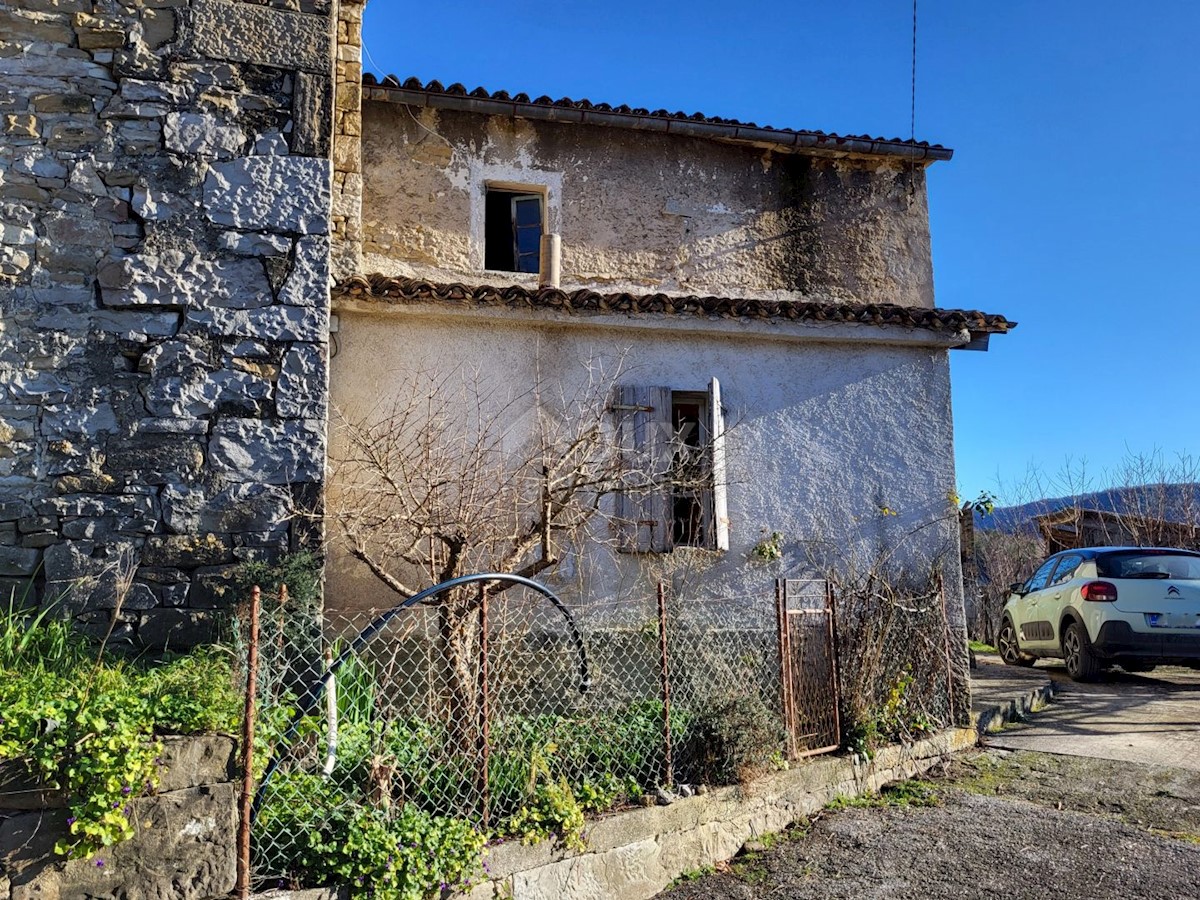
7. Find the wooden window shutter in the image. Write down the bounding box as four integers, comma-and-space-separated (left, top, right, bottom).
612, 384, 672, 553
709, 376, 729, 552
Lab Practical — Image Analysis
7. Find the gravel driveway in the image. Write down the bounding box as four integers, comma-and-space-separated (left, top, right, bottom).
656, 753, 1200, 900
656, 659, 1200, 900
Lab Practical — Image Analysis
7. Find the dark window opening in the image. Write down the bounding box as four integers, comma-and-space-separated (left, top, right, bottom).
670, 393, 709, 548
484, 189, 543, 273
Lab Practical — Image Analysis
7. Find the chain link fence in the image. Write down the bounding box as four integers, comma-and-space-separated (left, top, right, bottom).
831, 572, 969, 751
243, 581, 793, 889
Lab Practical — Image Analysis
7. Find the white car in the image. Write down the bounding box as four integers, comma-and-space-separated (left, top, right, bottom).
998, 547, 1200, 680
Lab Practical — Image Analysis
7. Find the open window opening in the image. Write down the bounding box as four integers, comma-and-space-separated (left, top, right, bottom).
484, 188, 543, 273
612, 379, 729, 554
670, 392, 709, 548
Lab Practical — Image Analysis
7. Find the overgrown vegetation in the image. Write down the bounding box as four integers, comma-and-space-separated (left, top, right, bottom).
0, 599, 241, 858
832, 567, 958, 756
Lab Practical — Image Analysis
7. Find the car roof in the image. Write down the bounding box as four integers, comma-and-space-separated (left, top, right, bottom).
1050, 546, 1200, 560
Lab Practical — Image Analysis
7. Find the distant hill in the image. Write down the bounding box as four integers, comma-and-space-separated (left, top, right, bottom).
977, 483, 1200, 534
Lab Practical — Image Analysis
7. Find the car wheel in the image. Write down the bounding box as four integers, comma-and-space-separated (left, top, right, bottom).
1062, 621, 1101, 682
997, 618, 1035, 667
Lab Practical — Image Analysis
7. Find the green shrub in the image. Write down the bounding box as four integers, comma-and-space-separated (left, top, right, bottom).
0, 603, 242, 858
685, 695, 785, 784
505, 778, 586, 852
306, 804, 485, 900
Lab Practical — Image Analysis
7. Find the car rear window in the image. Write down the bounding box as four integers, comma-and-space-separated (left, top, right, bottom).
1096, 551, 1200, 580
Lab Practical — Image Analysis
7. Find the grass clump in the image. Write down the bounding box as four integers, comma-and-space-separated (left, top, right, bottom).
827, 779, 940, 811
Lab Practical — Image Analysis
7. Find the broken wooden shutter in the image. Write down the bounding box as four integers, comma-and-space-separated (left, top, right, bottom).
612, 384, 672, 553
709, 376, 729, 552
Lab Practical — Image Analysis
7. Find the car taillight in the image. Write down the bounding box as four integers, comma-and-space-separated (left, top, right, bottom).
1081, 581, 1118, 602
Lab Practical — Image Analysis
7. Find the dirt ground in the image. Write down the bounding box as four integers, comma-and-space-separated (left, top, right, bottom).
655, 748, 1200, 900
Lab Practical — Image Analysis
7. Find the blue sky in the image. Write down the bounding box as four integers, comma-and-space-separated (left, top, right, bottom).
360, 1, 1200, 504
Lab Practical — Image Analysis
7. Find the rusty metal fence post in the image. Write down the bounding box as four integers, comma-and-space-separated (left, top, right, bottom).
655, 581, 673, 787
477, 584, 491, 829
235, 585, 261, 900
775, 579, 796, 758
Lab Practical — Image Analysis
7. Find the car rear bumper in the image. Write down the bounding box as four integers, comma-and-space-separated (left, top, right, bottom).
1092, 620, 1200, 661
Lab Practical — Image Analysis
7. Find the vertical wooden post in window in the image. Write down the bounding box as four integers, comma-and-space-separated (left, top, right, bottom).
709, 377, 729, 552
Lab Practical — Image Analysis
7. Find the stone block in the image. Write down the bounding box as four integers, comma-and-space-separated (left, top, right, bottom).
141, 7, 177, 49
208, 418, 324, 485
161, 482, 291, 535
100, 251, 273, 310
203, 155, 331, 234
187, 564, 240, 609
187, 304, 328, 342
292, 70, 332, 157
41, 403, 119, 438
276, 343, 327, 418
0, 546, 39, 578
46, 122, 103, 148
143, 533, 233, 568
104, 434, 206, 485
163, 111, 245, 158
191, 0, 332, 74
31, 93, 94, 113
157, 735, 237, 792
20, 533, 58, 550
0, 783, 237, 899
137, 608, 220, 650
142, 368, 272, 418
73, 12, 128, 49
277, 234, 330, 306
3, 114, 39, 138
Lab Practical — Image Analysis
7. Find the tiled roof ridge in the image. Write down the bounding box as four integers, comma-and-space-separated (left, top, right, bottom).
333, 275, 1015, 335
362, 75, 952, 161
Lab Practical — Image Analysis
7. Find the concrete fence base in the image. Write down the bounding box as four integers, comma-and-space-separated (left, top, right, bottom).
461, 727, 978, 900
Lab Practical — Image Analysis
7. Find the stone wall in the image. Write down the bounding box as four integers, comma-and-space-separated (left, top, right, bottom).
0, 734, 238, 900
0, 0, 340, 645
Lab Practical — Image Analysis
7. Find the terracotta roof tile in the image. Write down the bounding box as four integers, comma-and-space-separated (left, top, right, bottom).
334, 275, 1014, 336
362, 75, 953, 162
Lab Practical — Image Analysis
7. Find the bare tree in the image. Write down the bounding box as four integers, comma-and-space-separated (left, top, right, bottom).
327, 358, 711, 750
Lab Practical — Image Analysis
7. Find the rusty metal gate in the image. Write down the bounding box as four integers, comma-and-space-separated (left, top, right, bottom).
775, 578, 841, 758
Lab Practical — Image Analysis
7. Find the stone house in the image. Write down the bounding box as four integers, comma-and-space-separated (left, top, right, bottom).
324, 75, 1015, 621
0, 1, 1013, 647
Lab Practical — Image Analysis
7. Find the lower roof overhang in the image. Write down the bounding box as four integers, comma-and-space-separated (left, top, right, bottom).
332, 275, 1016, 351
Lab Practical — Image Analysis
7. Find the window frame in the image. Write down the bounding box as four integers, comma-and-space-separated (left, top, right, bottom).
611, 378, 728, 554
482, 182, 547, 275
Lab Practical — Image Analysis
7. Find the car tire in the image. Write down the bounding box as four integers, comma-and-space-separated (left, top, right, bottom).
997, 618, 1035, 667
1063, 620, 1101, 682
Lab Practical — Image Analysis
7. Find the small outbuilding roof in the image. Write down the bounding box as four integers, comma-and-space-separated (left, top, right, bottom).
333, 275, 1015, 339
362, 75, 954, 163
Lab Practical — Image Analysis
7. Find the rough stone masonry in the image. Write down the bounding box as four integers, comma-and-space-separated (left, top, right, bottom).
0, 0, 360, 647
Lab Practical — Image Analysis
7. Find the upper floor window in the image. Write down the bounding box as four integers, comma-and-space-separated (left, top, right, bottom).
484, 187, 543, 273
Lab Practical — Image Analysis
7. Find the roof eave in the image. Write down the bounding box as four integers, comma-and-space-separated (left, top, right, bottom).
364, 84, 955, 163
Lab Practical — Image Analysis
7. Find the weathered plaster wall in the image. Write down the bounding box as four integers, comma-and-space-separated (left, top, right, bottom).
326, 305, 965, 626
0, 0, 339, 645
359, 102, 936, 307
